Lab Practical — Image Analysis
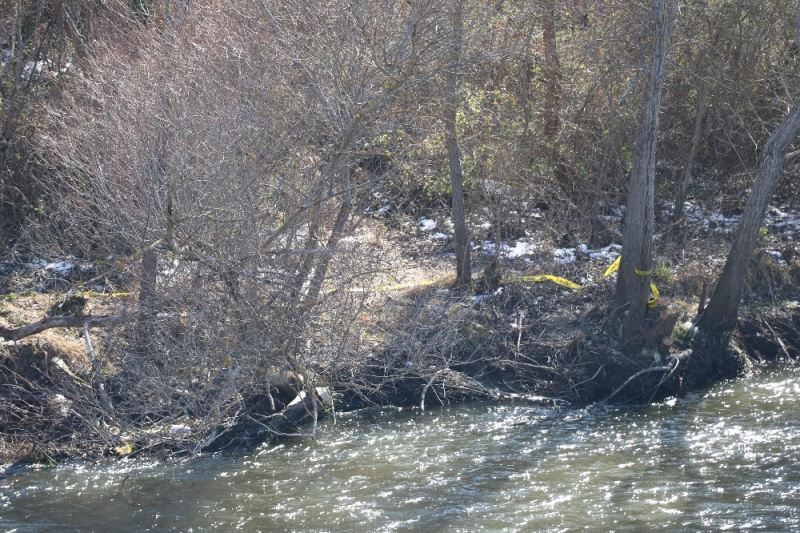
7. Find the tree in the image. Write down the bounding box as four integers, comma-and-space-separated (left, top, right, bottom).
0, 0, 106, 248
696, 2, 800, 336
445, 0, 472, 288
34, 0, 447, 447
614, 0, 674, 353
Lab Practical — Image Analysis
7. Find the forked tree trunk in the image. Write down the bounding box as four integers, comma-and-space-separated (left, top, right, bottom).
614, 0, 674, 353
445, 0, 471, 288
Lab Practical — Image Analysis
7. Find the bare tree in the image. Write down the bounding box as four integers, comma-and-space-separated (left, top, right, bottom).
445, 0, 471, 288
614, 0, 674, 353
27, 0, 451, 451
0, 0, 107, 246
697, 4, 800, 335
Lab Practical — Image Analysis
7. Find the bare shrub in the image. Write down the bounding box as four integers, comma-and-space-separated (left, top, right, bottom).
27, 0, 447, 452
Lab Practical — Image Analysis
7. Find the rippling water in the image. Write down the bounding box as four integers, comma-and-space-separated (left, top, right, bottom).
3, 365, 800, 531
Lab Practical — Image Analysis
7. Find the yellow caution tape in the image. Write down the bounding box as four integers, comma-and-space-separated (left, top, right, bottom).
602, 256, 620, 278
648, 282, 660, 308
349, 275, 453, 293
114, 442, 135, 456
512, 274, 583, 290
598, 256, 658, 306
515, 256, 659, 306
343, 253, 660, 307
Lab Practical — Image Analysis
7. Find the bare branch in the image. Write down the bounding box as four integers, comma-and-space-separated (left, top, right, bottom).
0, 315, 124, 342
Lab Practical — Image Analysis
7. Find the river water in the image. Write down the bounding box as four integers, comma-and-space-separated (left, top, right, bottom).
2, 365, 800, 532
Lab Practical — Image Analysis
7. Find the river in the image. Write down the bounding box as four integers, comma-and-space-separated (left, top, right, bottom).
2, 364, 800, 531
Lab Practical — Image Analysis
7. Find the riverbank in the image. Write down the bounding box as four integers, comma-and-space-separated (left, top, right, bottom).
1, 202, 800, 464
4, 364, 800, 531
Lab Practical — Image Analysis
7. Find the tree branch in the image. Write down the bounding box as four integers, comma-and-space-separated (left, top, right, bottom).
0, 315, 124, 342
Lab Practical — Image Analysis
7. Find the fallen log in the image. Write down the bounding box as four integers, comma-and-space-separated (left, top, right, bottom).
0, 315, 124, 342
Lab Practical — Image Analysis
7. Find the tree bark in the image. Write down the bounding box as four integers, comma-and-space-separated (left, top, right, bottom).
134, 249, 158, 353
796, 0, 800, 47
614, 0, 674, 351
541, 0, 561, 141
445, 0, 472, 288
697, 102, 800, 334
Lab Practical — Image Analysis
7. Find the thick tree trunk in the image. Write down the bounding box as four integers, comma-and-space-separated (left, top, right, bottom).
614, 0, 673, 352
445, 0, 471, 288
697, 101, 800, 334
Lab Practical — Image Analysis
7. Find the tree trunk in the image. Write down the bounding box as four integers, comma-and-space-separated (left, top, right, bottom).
541, 0, 561, 141
445, 0, 471, 288
135, 249, 158, 353
303, 184, 353, 305
672, 81, 707, 228
797, 0, 800, 47
614, 0, 673, 352
697, 102, 800, 334
518, 13, 535, 152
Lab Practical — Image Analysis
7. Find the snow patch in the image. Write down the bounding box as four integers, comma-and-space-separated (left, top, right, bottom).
507, 241, 539, 259
418, 218, 437, 231
553, 248, 576, 265
587, 243, 622, 262
24, 258, 78, 275
767, 250, 786, 264
480, 240, 539, 259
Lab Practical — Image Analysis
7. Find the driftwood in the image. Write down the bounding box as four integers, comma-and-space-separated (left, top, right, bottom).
0, 315, 124, 342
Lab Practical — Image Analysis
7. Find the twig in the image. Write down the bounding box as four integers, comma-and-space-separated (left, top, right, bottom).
601, 364, 673, 404
570, 364, 605, 401
648, 356, 682, 403
246, 413, 315, 438
420, 368, 446, 411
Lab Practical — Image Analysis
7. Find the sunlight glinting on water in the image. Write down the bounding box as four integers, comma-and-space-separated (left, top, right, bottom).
2, 365, 800, 531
